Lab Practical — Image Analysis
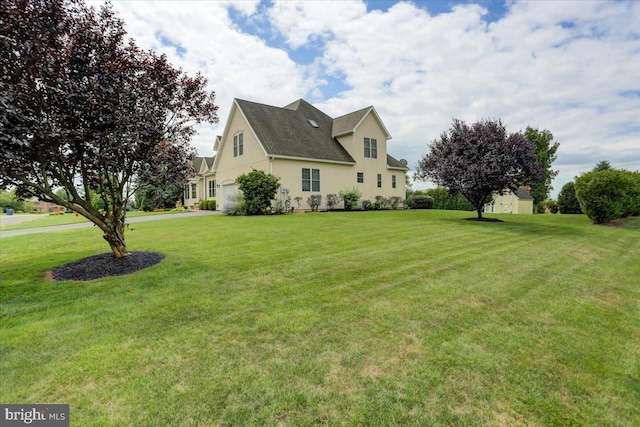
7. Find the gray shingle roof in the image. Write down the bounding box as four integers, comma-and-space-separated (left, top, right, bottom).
515, 187, 534, 200
331, 106, 371, 137
192, 156, 215, 174
193, 157, 203, 173
387, 154, 408, 170
236, 99, 356, 164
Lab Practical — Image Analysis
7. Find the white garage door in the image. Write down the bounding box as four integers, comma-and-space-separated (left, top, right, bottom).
220, 183, 239, 210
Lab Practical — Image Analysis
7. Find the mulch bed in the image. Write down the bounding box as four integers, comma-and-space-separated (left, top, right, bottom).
49, 251, 164, 281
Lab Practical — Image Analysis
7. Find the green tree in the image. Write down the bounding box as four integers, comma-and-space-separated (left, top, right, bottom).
593, 160, 612, 172
557, 182, 582, 214
523, 127, 559, 208
235, 169, 280, 215
0, 189, 27, 212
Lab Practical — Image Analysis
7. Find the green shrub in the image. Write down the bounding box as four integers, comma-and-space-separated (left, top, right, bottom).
326, 194, 340, 210
170, 206, 188, 212
362, 200, 372, 210
272, 200, 285, 214
198, 200, 207, 210
558, 181, 582, 214
235, 169, 280, 215
412, 188, 474, 211
207, 200, 216, 210
575, 169, 640, 224
389, 196, 402, 210
339, 188, 362, 211
538, 200, 558, 214
307, 195, 322, 212
407, 195, 434, 209
222, 194, 247, 216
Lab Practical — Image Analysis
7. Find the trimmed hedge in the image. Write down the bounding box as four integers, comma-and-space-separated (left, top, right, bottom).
575, 169, 640, 224
407, 195, 434, 209
199, 200, 217, 210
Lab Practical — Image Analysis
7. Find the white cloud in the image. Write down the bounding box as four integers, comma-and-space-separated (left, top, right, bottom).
109, 0, 311, 157
100, 0, 638, 198
266, 0, 640, 196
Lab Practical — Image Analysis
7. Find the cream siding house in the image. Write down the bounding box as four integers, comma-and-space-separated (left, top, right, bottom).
211, 98, 408, 211
484, 187, 534, 215
183, 155, 215, 209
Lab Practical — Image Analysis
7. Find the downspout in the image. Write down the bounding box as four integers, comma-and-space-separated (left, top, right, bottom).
269, 156, 279, 204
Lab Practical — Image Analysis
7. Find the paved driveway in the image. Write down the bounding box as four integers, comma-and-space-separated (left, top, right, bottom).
0, 210, 220, 239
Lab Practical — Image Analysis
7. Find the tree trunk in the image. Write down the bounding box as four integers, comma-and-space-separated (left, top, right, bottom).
476, 205, 483, 219
104, 228, 128, 258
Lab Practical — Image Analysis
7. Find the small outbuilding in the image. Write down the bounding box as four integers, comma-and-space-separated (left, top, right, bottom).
484, 187, 534, 215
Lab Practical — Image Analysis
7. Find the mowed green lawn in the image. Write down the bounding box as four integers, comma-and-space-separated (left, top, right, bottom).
1, 210, 638, 426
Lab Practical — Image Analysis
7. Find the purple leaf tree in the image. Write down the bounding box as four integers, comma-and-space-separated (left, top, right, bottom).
415, 118, 541, 219
0, 0, 218, 258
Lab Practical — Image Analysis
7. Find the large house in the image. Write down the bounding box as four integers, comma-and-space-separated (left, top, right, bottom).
184, 98, 408, 211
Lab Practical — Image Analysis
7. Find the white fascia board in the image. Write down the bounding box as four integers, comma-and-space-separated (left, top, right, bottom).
270, 154, 356, 166
236, 101, 269, 158
351, 106, 391, 141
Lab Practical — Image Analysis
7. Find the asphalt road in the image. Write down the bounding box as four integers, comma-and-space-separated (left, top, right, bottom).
0, 210, 220, 239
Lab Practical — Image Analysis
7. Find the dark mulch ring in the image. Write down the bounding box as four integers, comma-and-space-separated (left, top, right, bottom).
465, 217, 504, 222
49, 251, 164, 281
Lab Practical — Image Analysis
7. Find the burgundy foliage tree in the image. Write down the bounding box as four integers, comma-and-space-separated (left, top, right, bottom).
0, 0, 218, 258
135, 140, 197, 210
415, 118, 541, 219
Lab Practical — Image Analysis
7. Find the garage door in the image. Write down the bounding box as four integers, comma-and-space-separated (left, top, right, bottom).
220, 183, 239, 210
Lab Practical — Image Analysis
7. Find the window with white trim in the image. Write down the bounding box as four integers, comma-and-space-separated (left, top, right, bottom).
364, 137, 378, 158
208, 180, 216, 197
377, 174, 382, 188
357, 172, 364, 183
392, 175, 396, 189
302, 168, 320, 192
191, 183, 197, 199
233, 133, 243, 157
183, 184, 189, 200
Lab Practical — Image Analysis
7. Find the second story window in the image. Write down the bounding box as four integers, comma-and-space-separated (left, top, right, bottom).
233, 133, 244, 157
364, 137, 377, 158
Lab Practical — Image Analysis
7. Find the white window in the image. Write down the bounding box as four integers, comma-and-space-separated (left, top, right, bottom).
302, 168, 320, 192
233, 133, 243, 157
208, 180, 216, 198
357, 172, 364, 183
191, 183, 197, 199
364, 137, 377, 159
377, 174, 382, 188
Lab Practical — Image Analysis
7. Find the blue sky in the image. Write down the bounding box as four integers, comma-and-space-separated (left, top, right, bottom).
110, 0, 640, 197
